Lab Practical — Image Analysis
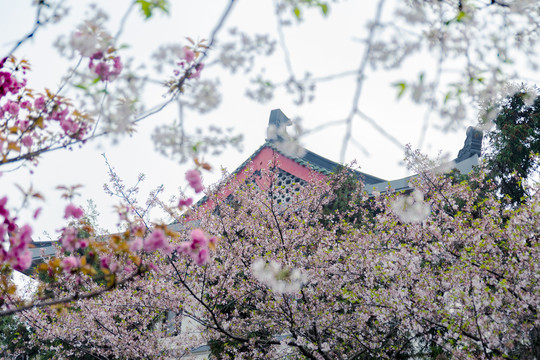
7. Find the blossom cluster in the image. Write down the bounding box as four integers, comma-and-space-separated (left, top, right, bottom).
0, 56, 94, 166
69, 17, 113, 58
0, 64, 25, 97
0, 197, 32, 272
174, 46, 204, 80
167, 164, 540, 359
176, 229, 217, 265
251, 259, 307, 294
88, 51, 122, 82
70, 17, 123, 82
186, 169, 204, 193
390, 189, 431, 223
163, 42, 206, 96
142, 229, 171, 253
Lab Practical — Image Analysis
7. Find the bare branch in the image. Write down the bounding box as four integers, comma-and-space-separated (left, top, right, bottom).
340, 0, 386, 162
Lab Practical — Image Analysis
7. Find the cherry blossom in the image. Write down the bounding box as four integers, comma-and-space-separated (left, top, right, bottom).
390, 189, 431, 223
176, 229, 215, 265
185, 169, 204, 193
251, 259, 307, 294
143, 228, 171, 253
178, 197, 193, 208
64, 204, 84, 219
61, 256, 79, 272
3, 0, 540, 358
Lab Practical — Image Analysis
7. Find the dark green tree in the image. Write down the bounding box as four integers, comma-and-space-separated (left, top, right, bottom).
485, 88, 540, 205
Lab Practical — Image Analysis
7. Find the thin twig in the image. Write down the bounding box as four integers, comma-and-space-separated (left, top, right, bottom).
274, 0, 295, 78
356, 109, 405, 151
4, 1, 66, 58
114, 2, 136, 41
340, 0, 386, 162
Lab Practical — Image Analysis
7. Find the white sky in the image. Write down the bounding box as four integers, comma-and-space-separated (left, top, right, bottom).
0, 0, 478, 239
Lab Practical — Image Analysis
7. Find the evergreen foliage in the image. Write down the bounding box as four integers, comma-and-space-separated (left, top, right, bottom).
486, 89, 540, 205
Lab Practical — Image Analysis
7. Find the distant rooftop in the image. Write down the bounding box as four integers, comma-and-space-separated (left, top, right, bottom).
23, 240, 57, 275
265, 109, 483, 194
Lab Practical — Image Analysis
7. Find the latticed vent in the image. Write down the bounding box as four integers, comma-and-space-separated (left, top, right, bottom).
273, 169, 306, 204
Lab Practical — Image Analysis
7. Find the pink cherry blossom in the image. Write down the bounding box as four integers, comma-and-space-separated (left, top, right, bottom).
0, 71, 20, 97
94, 62, 110, 80
19, 224, 32, 245
20, 100, 31, 110
51, 107, 69, 122
195, 248, 209, 265
62, 256, 79, 272
60, 117, 80, 135
100, 255, 116, 271
21, 135, 33, 147
129, 237, 143, 252
4, 100, 19, 115
91, 51, 103, 60
190, 63, 204, 79
12, 249, 32, 271
183, 47, 195, 63
100, 256, 109, 269
64, 204, 84, 219
177, 229, 212, 265
178, 197, 193, 207
110, 56, 122, 78
190, 228, 208, 248
34, 96, 45, 110
143, 229, 171, 253
60, 227, 80, 252
186, 169, 203, 193
16, 119, 30, 131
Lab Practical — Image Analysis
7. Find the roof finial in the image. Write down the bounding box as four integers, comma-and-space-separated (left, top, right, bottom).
456, 126, 483, 162
267, 109, 292, 142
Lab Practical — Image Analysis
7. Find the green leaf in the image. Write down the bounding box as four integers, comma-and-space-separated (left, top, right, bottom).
456, 10, 467, 22
135, 0, 169, 20
293, 7, 301, 19
75, 84, 88, 91
136, 0, 152, 18
393, 82, 407, 99
320, 3, 328, 16
155, 0, 170, 15
444, 91, 452, 104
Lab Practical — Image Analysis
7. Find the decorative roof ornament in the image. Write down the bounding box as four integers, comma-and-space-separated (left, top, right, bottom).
456, 126, 483, 162
266, 109, 293, 142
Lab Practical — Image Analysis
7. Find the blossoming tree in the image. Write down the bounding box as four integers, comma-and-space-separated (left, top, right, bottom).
22, 159, 540, 359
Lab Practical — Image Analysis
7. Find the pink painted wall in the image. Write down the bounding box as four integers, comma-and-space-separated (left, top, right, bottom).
196, 146, 326, 214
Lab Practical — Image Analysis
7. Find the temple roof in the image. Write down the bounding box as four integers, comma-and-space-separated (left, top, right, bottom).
251, 109, 386, 183
230, 140, 386, 185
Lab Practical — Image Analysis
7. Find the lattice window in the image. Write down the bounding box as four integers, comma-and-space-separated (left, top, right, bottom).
272, 169, 306, 204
